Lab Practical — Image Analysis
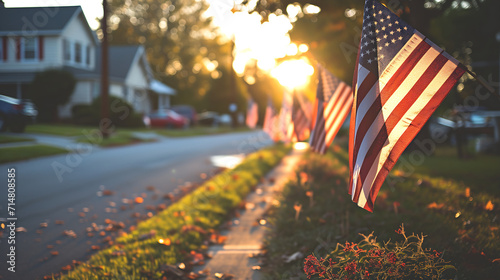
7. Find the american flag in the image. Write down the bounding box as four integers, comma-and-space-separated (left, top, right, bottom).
309, 65, 353, 154
349, 0, 466, 212
245, 98, 258, 129
263, 98, 279, 141
291, 91, 311, 142
278, 90, 293, 142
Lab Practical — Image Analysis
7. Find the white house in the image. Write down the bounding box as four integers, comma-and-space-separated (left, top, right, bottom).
0, 3, 175, 118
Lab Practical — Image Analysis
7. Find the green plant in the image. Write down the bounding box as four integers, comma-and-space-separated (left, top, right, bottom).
304, 225, 455, 280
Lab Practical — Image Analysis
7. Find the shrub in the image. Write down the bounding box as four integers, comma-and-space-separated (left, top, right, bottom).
303, 225, 456, 280
71, 97, 145, 128
28, 69, 76, 122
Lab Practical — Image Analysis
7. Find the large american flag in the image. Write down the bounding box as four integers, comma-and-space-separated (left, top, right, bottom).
349, 0, 466, 212
309, 65, 353, 154
245, 98, 258, 129
291, 91, 311, 142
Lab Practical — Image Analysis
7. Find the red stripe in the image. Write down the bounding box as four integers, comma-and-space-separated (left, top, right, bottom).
16, 37, 21, 61
351, 41, 431, 183
355, 72, 377, 108
2, 37, 7, 61
352, 55, 457, 206
39, 36, 44, 60
363, 65, 466, 211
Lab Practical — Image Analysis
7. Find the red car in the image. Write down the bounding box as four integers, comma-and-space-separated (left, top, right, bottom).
147, 110, 189, 129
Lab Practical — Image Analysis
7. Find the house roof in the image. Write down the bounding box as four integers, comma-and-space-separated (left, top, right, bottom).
109, 45, 144, 81
151, 79, 176, 95
0, 6, 98, 44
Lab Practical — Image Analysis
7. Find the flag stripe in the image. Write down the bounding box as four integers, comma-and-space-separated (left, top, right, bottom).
317, 84, 351, 151
322, 93, 354, 154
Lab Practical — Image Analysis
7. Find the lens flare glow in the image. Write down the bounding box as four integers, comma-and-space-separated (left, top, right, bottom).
271, 59, 314, 89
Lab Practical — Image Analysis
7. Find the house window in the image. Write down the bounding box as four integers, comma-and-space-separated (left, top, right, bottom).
63, 39, 71, 61
22, 37, 37, 61
86, 45, 91, 66
75, 42, 82, 63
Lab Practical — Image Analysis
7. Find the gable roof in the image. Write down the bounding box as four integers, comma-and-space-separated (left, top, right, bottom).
92, 45, 150, 82
0, 6, 97, 44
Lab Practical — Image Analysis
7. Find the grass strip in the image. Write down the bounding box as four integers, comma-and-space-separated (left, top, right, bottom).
26, 124, 98, 137
153, 126, 252, 138
0, 145, 68, 164
59, 143, 290, 279
263, 142, 500, 279
76, 131, 155, 147
0, 134, 33, 144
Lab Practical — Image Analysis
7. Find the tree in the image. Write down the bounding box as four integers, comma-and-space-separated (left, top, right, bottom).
107, 0, 233, 111
28, 69, 76, 122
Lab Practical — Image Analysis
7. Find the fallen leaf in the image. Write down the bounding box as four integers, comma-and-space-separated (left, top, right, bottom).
485, 200, 494, 211
427, 202, 445, 210
40, 222, 48, 228
55, 220, 64, 225
465, 187, 470, 198
50, 251, 59, 256
102, 190, 114, 196
61, 265, 72, 271
134, 197, 144, 204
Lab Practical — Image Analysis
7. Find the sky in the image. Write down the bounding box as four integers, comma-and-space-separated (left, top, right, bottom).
5, 0, 320, 87
4, 0, 103, 29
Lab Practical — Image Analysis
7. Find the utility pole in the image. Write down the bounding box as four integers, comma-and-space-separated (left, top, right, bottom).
100, 0, 110, 138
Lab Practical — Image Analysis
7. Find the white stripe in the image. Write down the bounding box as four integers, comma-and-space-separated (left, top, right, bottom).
357, 60, 459, 208
353, 44, 440, 206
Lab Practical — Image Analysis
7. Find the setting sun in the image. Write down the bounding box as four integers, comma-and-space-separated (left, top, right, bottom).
271, 59, 315, 89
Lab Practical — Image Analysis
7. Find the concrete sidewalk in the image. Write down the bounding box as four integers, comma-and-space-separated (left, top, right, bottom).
194, 147, 305, 280
0, 132, 86, 150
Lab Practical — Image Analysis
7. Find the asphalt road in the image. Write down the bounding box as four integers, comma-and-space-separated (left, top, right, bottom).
0, 130, 272, 280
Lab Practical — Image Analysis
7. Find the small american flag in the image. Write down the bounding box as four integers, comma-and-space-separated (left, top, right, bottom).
263, 98, 279, 141
309, 65, 353, 154
349, 0, 466, 212
245, 98, 258, 129
291, 91, 311, 142
278, 90, 293, 142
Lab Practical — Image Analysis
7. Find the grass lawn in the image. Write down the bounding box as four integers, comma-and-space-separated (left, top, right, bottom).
263, 140, 500, 279
58, 144, 290, 280
26, 124, 98, 137
76, 131, 156, 147
26, 124, 252, 138
152, 126, 252, 137
0, 134, 33, 144
0, 145, 68, 164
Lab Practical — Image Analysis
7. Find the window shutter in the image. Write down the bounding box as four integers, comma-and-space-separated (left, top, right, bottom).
16, 37, 21, 61
2, 37, 7, 61
39, 36, 44, 61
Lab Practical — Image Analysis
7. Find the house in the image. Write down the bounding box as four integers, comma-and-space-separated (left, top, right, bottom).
0, 3, 175, 118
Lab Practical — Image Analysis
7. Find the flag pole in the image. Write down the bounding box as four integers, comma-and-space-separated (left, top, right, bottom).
465, 68, 496, 95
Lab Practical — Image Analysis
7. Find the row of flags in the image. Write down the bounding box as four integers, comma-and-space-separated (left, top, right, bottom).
247, 0, 466, 212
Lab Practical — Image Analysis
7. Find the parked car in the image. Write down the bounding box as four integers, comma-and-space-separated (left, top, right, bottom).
170, 105, 197, 125
0, 94, 38, 133
197, 111, 220, 126
147, 110, 189, 129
